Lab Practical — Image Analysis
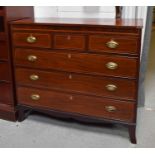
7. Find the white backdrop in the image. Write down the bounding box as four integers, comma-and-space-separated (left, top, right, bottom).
34, 6, 116, 18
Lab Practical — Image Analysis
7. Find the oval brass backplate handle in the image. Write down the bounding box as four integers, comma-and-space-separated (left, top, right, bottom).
106, 40, 119, 49
30, 74, 39, 81
27, 55, 37, 62
106, 62, 118, 70
26, 35, 37, 43
106, 84, 117, 91
31, 94, 40, 101
105, 106, 117, 112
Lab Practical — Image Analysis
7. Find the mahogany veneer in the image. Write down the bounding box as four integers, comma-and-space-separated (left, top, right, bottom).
15, 68, 136, 100
17, 87, 135, 123
14, 49, 138, 78
89, 35, 139, 54
0, 6, 34, 121
10, 18, 142, 143
54, 34, 86, 50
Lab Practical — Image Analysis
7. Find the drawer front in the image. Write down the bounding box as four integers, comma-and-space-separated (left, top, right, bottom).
17, 87, 135, 122
0, 62, 11, 81
0, 83, 13, 104
16, 68, 136, 100
54, 34, 85, 50
89, 35, 139, 54
0, 41, 8, 60
12, 32, 52, 48
14, 49, 138, 78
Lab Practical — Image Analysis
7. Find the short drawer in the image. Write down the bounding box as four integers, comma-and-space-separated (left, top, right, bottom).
89, 35, 139, 55
0, 62, 11, 81
0, 82, 13, 104
14, 48, 138, 78
12, 32, 52, 48
17, 87, 135, 122
16, 68, 137, 100
0, 41, 8, 60
54, 33, 85, 50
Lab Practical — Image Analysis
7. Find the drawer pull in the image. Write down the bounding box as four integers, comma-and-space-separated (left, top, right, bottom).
106, 40, 119, 49
27, 55, 37, 62
26, 35, 37, 43
106, 62, 118, 70
106, 84, 117, 91
31, 94, 40, 101
105, 106, 117, 112
30, 74, 39, 81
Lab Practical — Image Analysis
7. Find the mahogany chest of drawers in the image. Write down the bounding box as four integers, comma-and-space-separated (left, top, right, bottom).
10, 18, 142, 143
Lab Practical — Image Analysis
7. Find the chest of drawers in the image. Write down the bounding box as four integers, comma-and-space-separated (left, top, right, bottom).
10, 18, 142, 143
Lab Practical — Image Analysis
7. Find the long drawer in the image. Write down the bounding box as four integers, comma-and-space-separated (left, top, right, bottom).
14, 48, 138, 78
17, 86, 135, 122
16, 68, 136, 100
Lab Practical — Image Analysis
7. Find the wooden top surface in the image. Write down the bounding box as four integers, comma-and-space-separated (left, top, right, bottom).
11, 18, 143, 28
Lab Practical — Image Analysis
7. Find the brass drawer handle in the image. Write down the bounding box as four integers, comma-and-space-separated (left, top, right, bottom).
105, 106, 117, 112
106, 40, 119, 49
106, 84, 117, 91
106, 62, 118, 70
26, 35, 37, 43
27, 55, 37, 62
30, 74, 39, 81
31, 94, 40, 101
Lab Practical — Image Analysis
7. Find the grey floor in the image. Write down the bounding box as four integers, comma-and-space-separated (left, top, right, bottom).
0, 31, 155, 148
0, 107, 155, 148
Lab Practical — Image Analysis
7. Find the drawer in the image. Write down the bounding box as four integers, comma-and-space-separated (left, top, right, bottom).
12, 32, 52, 48
0, 62, 11, 81
14, 48, 138, 78
0, 41, 8, 60
17, 87, 135, 122
54, 33, 85, 50
16, 68, 136, 100
0, 82, 13, 104
89, 35, 139, 55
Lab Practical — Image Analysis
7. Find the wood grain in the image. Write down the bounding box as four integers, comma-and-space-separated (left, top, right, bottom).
0, 62, 11, 81
14, 48, 138, 78
0, 6, 34, 121
0, 41, 8, 60
12, 32, 52, 48
17, 86, 135, 123
16, 68, 137, 100
89, 35, 139, 55
0, 83, 13, 104
54, 33, 86, 50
